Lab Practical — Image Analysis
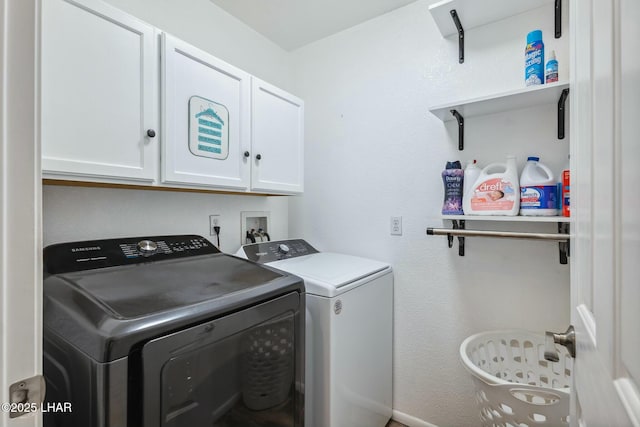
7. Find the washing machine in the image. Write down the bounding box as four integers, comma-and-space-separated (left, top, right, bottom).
236, 239, 393, 427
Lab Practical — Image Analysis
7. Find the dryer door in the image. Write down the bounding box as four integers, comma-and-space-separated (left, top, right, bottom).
141, 292, 303, 427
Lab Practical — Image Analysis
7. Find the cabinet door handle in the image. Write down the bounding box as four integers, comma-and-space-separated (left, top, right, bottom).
146, 129, 156, 138
244, 151, 250, 158
255, 154, 262, 160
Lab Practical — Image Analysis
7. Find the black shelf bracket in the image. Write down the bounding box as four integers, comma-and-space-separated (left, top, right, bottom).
555, 0, 562, 39
450, 9, 464, 64
444, 219, 465, 256
450, 109, 464, 150
558, 88, 569, 139
558, 222, 570, 264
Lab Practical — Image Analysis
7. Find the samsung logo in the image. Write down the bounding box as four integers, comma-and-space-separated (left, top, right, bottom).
71, 246, 101, 253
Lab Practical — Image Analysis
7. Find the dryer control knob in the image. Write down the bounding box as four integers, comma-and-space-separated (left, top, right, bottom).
137, 240, 157, 255
278, 244, 290, 254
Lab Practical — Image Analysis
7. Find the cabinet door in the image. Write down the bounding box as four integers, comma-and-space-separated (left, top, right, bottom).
250, 78, 304, 194
161, 34, 251, 190
41, 0, 158, 183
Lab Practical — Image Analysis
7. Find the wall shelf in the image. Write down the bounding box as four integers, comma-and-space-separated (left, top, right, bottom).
440, 215, 571, 223
428, 0, 554, 38
429, 82, 569, 150
430, 215, 571, 264
429, 81, 569, 122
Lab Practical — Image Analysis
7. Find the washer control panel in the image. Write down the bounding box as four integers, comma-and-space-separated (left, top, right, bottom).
44, 235, 219, 275
241, 239, 318, 263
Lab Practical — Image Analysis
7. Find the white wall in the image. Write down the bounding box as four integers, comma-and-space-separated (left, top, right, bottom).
43, 186, 288, 251
101, 0, 293, 91
289, 1, 570, 426
43, 0, 294, 250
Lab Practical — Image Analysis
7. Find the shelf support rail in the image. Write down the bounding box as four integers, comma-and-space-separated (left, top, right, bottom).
558, 222, 570, 264
427, 225, 571, 264
450, 9, 464, 64
555, 0, 562, 39
450, 109, 464, 150
558, 88, 569, 139
446, 219, 465, 256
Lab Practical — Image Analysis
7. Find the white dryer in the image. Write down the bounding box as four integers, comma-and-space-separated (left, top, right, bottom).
236, 239, 393, 427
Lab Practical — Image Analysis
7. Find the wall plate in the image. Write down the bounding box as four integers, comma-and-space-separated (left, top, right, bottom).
241, 211, 271, 244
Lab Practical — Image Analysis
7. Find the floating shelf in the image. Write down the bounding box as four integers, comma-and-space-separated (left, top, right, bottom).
429, 81, 570, 122
428, 0, 554, 38
440, 215, 571, 223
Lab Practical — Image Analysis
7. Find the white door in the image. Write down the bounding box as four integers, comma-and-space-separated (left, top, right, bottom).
250, 78, 304, 194
161, 33, 251, 190
1, 0, 42, 426
570, 0, 640, 424
41, 0, 158, 183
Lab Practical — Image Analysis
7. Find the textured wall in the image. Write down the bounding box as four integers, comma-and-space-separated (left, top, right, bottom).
289, 1, 570, 426
101, 0, 293, 92
43, 185, 288, 252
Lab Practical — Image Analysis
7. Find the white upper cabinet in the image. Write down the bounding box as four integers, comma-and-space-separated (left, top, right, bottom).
250, 78, 304, 194
41, 0, 158, 183
161, 34, 251, 190
41, 0, 304, 194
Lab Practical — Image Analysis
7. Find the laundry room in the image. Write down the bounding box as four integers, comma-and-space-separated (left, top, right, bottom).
2, 0, 639, 426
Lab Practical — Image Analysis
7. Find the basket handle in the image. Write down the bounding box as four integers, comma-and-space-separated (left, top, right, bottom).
507, 386, 564, 406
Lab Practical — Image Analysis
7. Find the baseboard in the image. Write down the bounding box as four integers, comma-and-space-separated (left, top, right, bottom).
392, 410, 439, 427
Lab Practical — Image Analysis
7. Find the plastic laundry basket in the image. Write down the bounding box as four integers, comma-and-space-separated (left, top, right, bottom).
460, 330, 572, 427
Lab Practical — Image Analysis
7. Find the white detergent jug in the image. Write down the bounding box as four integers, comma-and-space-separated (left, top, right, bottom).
463, 155, 520, 216
462, 160, 481, 213
520, 156, 558, 216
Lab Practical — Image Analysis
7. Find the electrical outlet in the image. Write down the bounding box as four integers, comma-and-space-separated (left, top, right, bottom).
390, 216, 402, 236
209, 215, 220, 236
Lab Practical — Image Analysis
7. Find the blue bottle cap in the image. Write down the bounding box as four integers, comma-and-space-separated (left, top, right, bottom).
527, 156, 540, 161
527, 30, 542, 44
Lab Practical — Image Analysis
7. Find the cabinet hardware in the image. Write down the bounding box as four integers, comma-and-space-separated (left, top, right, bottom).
256, 154, 262, 160
146, 129, 156, 138
450, 9, 464, 64
244, 151, 250, 158
450, 109, 464, 151
558, 88, 569, 139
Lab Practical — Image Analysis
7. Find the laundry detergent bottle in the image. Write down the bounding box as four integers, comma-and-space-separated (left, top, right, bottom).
561, 155, 570, 217
519, 156, 558, 216
441, 160, 464, 215
463, 160, 481, 210
463, 155, 520, 216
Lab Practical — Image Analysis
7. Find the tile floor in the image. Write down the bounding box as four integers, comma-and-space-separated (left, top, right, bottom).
386, 421, 408, 427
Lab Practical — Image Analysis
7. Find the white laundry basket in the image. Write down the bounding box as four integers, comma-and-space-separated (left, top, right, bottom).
460, 330, 572, 427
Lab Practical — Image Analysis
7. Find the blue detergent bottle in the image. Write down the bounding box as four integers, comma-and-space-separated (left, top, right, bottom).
525, 30, 544, 86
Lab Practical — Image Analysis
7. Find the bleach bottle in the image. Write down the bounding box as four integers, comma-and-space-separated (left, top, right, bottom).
463, 155, 520, 216
520, 156, 558, 216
